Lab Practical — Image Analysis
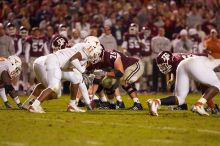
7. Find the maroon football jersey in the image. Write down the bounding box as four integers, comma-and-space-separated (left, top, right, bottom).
26, 36, 47, 57
139, 32, 152, 56
124, 32, 142, 56
171, 53, 207, 75
87, 50, 138, 72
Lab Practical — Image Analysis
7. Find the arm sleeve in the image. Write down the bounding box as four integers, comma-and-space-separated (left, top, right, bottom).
71, 59, 86, 73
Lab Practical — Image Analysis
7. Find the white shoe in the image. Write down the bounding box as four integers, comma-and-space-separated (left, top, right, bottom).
191, 104, 209, 116
146, 99, 160, 116
67, 105, 86, 112
28, 105, 45, 113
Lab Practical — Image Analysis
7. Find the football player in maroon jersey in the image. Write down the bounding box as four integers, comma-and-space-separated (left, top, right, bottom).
89, 45, 144, 110
139, 26, 154, 92
147, 51, 219, 116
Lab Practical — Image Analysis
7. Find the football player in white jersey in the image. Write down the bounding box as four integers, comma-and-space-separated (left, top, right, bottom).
147, 55, 220, 116
0, 55, 23, 108
28, 36, 102, 113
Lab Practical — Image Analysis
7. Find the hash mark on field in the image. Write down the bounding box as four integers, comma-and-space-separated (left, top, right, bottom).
73, 139, 104, 145
1, 141, 26, 146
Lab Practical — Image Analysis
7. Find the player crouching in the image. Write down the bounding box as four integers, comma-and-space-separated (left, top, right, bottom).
0, 55, 23, 109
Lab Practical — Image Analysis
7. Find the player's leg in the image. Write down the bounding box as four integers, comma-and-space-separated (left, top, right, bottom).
0, 88, 11, 108
115, 88, 125, 109
121, 60, 144, 110
29, 55, 61, 113
190, 59, 220, 115
147, 63, 190, 116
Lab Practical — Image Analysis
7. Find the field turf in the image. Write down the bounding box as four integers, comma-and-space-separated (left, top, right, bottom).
0, 93, 220, 146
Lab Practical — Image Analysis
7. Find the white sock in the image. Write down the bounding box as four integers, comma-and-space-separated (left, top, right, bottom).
198, 98, 207, 104
32, 99, 40, 107
79, 82, 91, 105
135, 83, 140, 91
133, 97, 140, 103
92, 94, 99, 100
100, 96, 107, 102
70, 100, 77, 107
109, 99, 114, 104
0, 88, 8, 102
13, 96, 21, 104
116, 96, 122, 102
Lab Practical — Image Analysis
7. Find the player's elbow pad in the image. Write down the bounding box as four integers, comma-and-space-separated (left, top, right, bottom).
4, 84, 14, 94
114, 70, 124, 78
71, 59, 85, 73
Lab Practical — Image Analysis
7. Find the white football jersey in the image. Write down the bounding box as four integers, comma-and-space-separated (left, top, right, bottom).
53, 43, 89, 70
0, 58, 13, 76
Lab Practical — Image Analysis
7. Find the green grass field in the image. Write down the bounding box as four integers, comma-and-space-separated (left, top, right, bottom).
0, 93, 220, 146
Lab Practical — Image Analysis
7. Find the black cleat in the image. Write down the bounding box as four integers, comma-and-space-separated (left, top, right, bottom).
211, 104, 220, 115
4, 101, 12, 108
116, 101, 125, 109
109, 103, 116, 109
78, 99, 85, 107
99, 102, 110, 109
17, 103, 24, 109
173, 103, 188, 110
127, 102, 143, 110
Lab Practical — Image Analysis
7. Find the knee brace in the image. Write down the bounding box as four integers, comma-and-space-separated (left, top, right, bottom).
122, 84, 137, 95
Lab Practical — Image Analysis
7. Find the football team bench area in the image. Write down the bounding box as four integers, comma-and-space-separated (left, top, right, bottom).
0, 93, 219, 146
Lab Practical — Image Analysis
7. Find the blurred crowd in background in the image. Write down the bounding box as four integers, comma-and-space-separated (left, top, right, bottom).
0, 0, 220, 94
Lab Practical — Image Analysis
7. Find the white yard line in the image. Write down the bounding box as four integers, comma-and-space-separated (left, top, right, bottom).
1, 141, 26, 146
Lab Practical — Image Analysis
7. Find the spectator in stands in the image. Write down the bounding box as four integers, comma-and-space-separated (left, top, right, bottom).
0, 23, 15, 57
99, 19, 117, 50
173, 29, 193, 53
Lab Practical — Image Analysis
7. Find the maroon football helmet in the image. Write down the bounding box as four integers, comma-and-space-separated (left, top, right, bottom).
51, 35, 68, 52
142, 26, 151, 38
129, 23, 139, 35
156, 51, 173, 74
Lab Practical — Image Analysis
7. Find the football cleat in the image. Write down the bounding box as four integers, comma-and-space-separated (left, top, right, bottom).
191, 103, 209, 116
67, 104, 86, 112
28, 105, 45, 113
173, 103, 188, 110
4, 101, 12, 108
127, 102, 143, 110
77, 99, 86, 107
99, 101, 110, 109
109, 103, 116, 109
146, 99, 160, 116
116, 101, 125, 109
17, 103, 24, 109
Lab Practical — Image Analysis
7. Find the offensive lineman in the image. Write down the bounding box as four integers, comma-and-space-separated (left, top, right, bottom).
147, 51, 220, 116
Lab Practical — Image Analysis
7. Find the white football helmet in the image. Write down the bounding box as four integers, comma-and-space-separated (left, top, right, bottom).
89, 45, 103, 64
8, 55, 22, 77
84, 36, 101, 48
